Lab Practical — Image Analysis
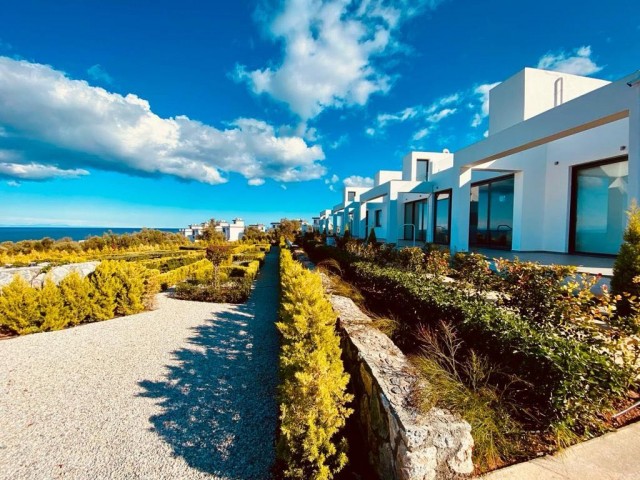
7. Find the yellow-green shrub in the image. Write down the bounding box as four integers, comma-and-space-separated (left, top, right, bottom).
156, 258, 216, 288
0, 275, 40, 334
89, 260, 156, 318
39, 278, 67, 331
276, 249, 352, 480
59, 271, 95, 326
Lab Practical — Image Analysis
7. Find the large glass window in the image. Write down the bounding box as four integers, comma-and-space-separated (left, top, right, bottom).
403, 199, 427, 241
416, 159, 429, 181
572, 158, 628, 255
348, 191, 356, 201
469, 176, 514, 249
434, 190, 451, 245
375, 210, 382, 227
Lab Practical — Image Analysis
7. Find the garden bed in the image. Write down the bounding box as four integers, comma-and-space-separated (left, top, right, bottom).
299, 234, 640, 474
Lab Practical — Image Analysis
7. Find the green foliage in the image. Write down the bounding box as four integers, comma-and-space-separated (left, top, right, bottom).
59, 272, 94, 326
397, 247, 425, 272
412, 322, 522, 471
612, 200, 640, 315
275, 219, 302, 242
350, 261, 629, 437
0, 275, 40, 334
451, 252, 497, 292
196, 219, 227, 243
276, 249, 353, 480
174, 277, 252, 303
206, 244, 234, 288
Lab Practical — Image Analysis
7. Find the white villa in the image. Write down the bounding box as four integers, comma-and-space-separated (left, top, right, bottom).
319, 67, 640, 256
179, 218, 246, 242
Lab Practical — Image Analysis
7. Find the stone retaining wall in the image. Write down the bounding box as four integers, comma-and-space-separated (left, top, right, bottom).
331, 295, 474, 480
0, 262, 100, 288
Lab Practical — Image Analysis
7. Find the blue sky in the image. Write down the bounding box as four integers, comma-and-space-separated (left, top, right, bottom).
0, 0, 638, 227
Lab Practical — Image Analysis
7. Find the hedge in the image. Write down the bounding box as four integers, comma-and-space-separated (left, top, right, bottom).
350, 261, 629, 435
276, 248, 352, 480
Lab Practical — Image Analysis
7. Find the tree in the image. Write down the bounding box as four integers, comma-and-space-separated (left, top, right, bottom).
367, 227, 377, 245
198, 219, 227, 244
244, 226, 269, 242
276, 219, 302, 242
206, 245, 233, 289
612, 200, 640, 316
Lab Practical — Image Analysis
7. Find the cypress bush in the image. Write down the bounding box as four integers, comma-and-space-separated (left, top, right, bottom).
612, 200, 640, 315
39, 278, 67, 331
0, 260, 158, 335
59, 271, 95, 326
0, 276, 40, 335
276, 249, 352, 480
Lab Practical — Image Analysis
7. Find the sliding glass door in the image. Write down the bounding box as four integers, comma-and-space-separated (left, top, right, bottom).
469, 175, 514, 249
403, 199, 427, 241
571, 157, 628, 255
433, 190, 451, 245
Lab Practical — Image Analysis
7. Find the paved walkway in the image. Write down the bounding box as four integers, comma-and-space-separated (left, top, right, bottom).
482, 422, 640, 479
0, 250, 280, 480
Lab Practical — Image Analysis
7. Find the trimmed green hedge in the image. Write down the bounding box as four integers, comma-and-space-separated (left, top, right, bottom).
350, 261, 628, 435
276, 248, 352, 480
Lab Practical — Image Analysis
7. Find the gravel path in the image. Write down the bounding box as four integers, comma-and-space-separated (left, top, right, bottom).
0, 249, 281, 480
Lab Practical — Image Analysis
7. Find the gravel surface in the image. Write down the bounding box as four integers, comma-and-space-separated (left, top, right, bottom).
0, 250, 281, 480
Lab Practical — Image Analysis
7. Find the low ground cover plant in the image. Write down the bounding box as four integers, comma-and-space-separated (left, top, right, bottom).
276, 248, 352, 480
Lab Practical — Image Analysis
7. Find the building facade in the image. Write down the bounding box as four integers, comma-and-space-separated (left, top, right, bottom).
320, 67, 640, 256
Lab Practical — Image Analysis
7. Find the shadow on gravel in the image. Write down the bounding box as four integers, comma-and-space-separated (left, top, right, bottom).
138, 251, 280, 479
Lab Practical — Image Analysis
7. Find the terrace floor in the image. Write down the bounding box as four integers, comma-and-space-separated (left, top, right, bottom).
472, 248, 615, 277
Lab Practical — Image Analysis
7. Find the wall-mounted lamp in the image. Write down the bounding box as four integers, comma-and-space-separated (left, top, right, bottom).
627, 72, 640, 87
554, 161, 559, 165
621, 146, 627, 151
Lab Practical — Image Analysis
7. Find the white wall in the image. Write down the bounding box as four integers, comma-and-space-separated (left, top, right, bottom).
489, 68, 610, 135
375, 170, 402, 186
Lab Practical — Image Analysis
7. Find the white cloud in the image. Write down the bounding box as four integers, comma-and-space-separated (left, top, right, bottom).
87, 64, 113, 84
0, 57, 325, 184
365, 127, 376, 136
470, 82, 499, 128
376, 106, 419, 128
537, 45, 603, 76
0, 162, 88, 180
324, 173, 340, 184
426, 107, 456, 123
236, 0, 444, 119
6, 180, 20, 187
373, 92, 462, 134
343, 174, 374, 187
248, 178, 265, 186
412, 128, 429, 141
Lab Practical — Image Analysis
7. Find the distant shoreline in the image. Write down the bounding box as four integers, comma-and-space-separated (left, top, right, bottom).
0, 227, 180, 243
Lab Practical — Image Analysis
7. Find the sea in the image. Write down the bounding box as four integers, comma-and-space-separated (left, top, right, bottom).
0, 227, 180, 243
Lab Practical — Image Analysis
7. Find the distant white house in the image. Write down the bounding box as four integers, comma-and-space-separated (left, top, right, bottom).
179, 223, 207, 241
179, 218, 246, 242
247, 223, 266, 233
320, 67, 640, 256
216, 218, 245, 242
